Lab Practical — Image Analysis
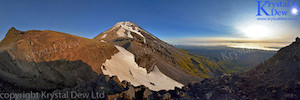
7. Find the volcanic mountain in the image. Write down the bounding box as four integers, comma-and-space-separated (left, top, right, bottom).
94, 22, 226, 84
0, 22, 227, 92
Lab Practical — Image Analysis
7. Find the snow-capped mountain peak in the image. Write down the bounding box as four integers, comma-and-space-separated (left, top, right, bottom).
103, 21, 146, 43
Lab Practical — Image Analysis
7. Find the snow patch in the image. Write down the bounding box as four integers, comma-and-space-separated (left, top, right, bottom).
100, 40, 105, 42
116, 27, 133, 39
117, 22, 146, 43
101, 45, 183, 91
127, 31, 133, 38
101, 34, 107, 38
116, 27, 127, 37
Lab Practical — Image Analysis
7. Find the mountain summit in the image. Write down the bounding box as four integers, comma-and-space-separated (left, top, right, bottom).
0, 27, 24, 46
94, 21, 154, 44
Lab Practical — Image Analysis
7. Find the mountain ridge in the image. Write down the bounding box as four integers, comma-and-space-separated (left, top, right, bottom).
0, 27, 119, 90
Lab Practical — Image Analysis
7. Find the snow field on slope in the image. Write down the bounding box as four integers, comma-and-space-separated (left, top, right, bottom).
101, 45, 183, 91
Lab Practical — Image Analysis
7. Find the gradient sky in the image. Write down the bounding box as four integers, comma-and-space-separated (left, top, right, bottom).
0, 0, 299, 45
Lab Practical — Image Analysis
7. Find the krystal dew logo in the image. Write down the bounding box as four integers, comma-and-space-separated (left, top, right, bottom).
256, 0, 299, 21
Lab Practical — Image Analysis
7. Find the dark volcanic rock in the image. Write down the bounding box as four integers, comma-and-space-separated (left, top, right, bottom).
52, 74, 125, 99
296, 37, 300, 43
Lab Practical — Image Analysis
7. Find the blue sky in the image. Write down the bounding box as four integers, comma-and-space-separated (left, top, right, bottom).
0, 0, 299, 44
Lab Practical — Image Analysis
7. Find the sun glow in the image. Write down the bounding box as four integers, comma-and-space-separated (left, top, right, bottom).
292, 8, 298, 14
241, 25, 270, 39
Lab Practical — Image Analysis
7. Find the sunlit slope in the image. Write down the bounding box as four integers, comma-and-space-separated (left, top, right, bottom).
0, 27, 118, 90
